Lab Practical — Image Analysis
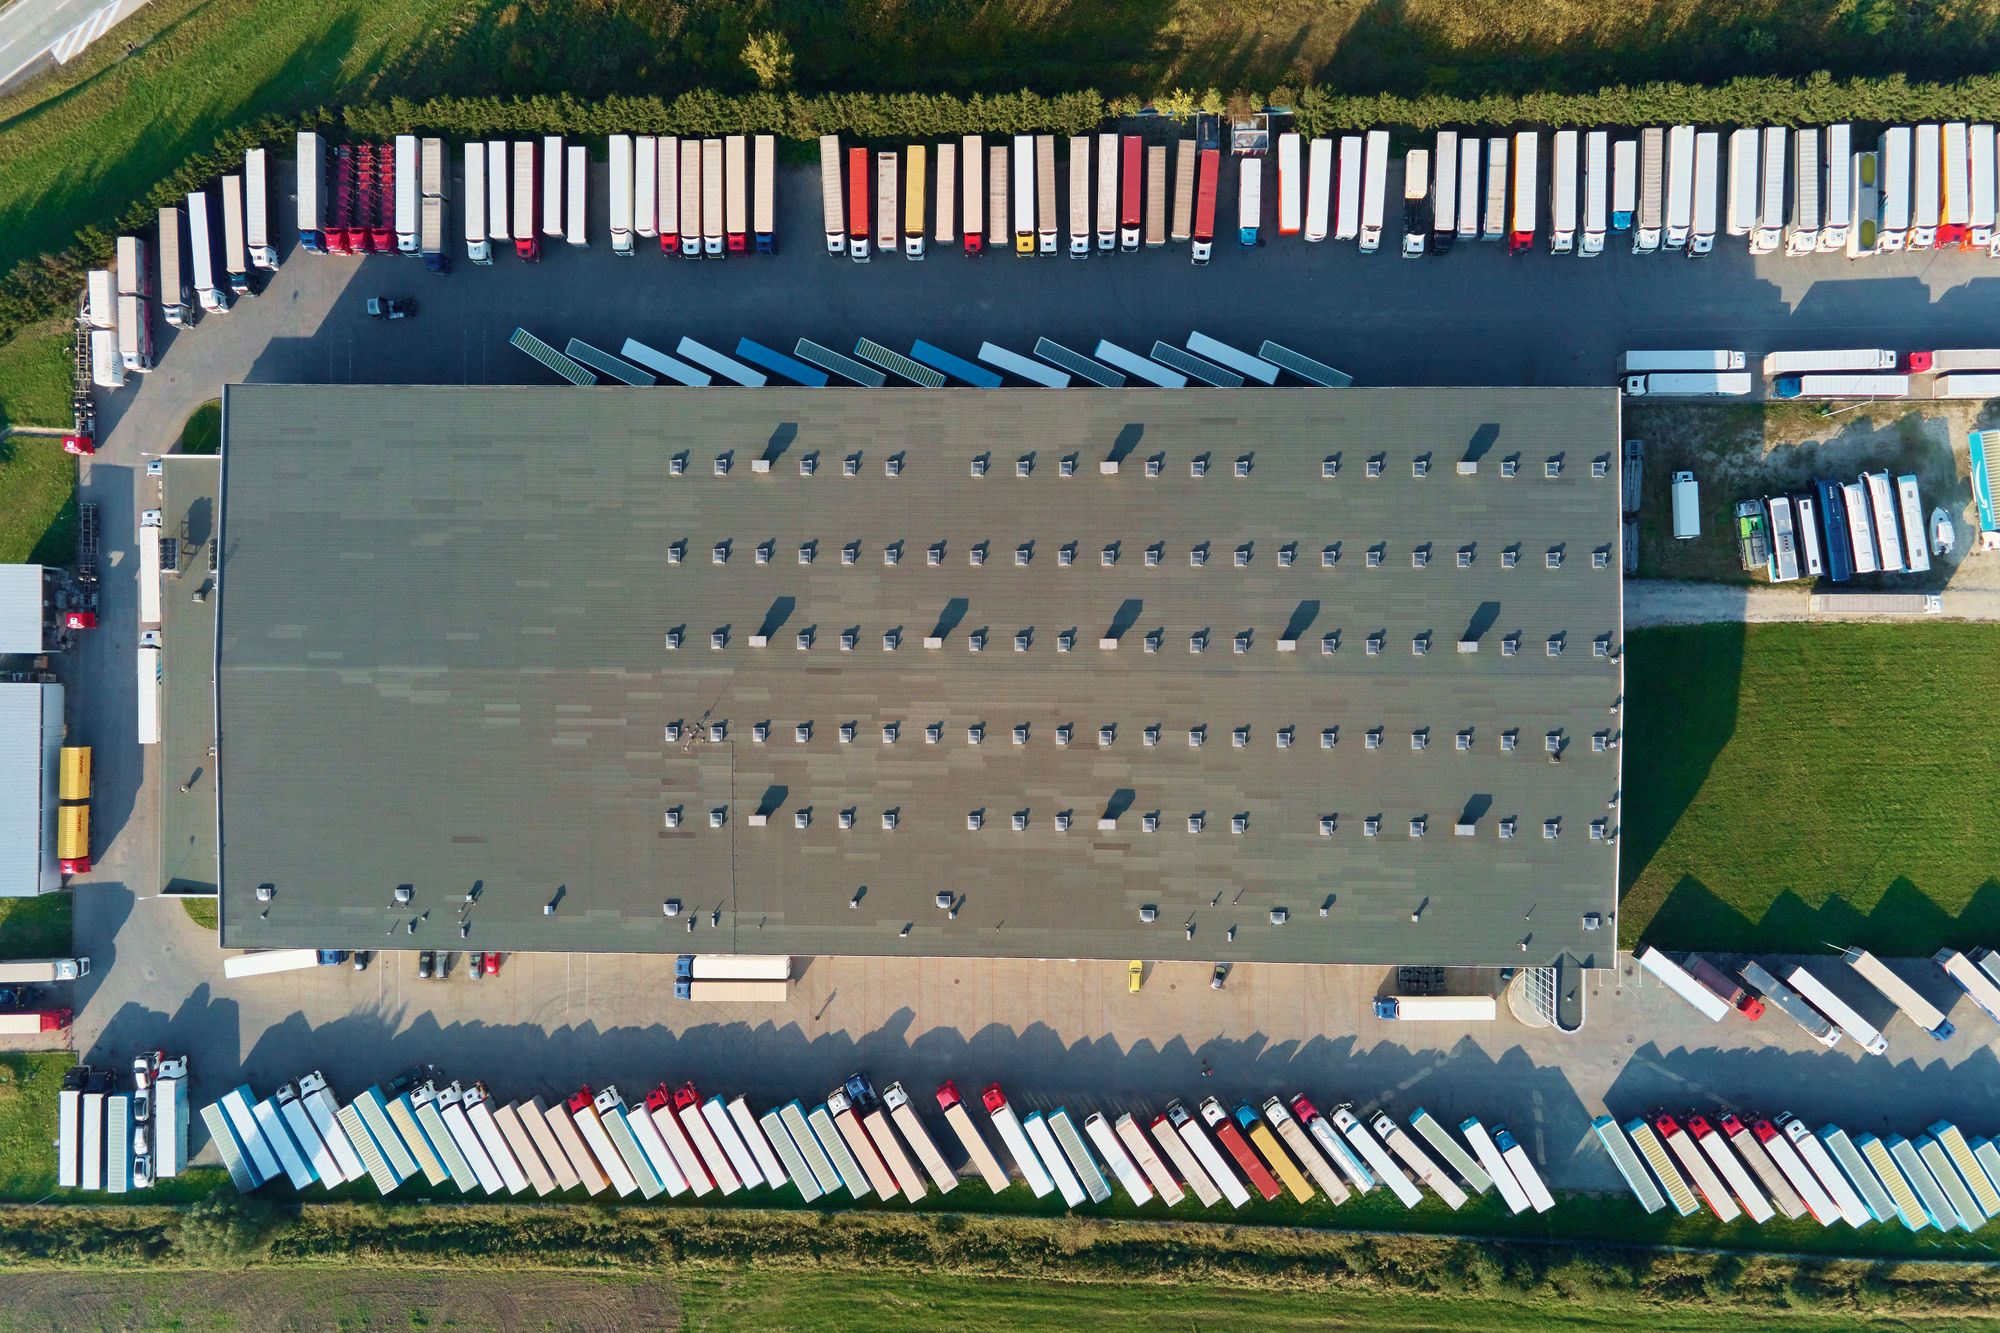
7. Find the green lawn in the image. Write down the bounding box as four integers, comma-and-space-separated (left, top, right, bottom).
1621, 623, 2000, 952
179, 897, 217, 930
178, 400, 220, 455
0, 321, 73, 431
0, 1054, 73, 1198
0, 434, 75, 566
0, 895, 71, 959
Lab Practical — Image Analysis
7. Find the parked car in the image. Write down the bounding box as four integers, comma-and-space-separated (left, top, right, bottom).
416, 950, 435, 980
1211, 964, 1228, 991
481, 951, 502, 977
365, 296, 414, 319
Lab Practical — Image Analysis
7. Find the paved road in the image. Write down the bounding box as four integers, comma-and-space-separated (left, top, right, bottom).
0, 0, 146, 93
53, 158, 2000, 1195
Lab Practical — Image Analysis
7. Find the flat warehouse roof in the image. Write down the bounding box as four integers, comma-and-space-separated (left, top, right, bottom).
217, 384, 1623, 966
0, 564, 43, 656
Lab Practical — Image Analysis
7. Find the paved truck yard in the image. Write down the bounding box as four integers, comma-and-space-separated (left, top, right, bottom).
39, 151, 2000, 1204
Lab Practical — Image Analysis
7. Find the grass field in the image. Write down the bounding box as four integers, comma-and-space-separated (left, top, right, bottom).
0, 895, 71, 960
0, 435, 74, 566
177, 400, 220, 455
1621, 623, 2000, 952
0, 1055, 73, 1199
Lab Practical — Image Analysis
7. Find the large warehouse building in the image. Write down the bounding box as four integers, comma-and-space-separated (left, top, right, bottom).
215, 384, 1622, 967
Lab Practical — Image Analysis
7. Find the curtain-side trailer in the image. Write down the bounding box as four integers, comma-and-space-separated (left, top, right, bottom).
1824, 123, 1854, 250
818, 136, 845, 255
634, 134, 657, 240
609, 134, 635, 256
874, 148, 898, 257
1173, 138, 1197, 243
962, 135, 984, 254
1145, 143, 1167, 246
157, 207, 187, 326
1664, 124, 1694, 249
565, 145, 588, 247
1880, 126, 1912, 251
1912, 122, 1941, 249
219, 174, 249, 295
1305, 136, 1332, 241
935, 141, 957, 245
1035, 134, 1058, 254
753, 133, 776, 252
1360, 129, 1389, 251
701, 138, 725, 257
1509, 131, 1538, 253
1096, 132, 1118, 249
1120, 134, 1142, 250
1277, 131, 1301, 235
905, 144, 928, 258
1191, 146, 1219, 264
724, 133, 749, 253
680, 139, 702, 256
1066, 136, 1091, 255
462, 144, 490, 264
1635, 126, 1663, 252
1430, 131, 1457, 252
1690, 131, 1719, 254
1549, 129, 1577, 253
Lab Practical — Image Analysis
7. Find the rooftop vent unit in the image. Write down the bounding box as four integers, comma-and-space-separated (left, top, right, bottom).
1276, 726, 1294, 749
1013, 723, 1029, 745
971, 545, 987, 566
1144, 724, 1161, 747
795, 723, 811, 743
839, 722, 856, 744
1413, 634, 1430, 655
1190, 631, 1208, 653
1592, 456, 1610, 478
1366, 633, 1384, 655
1232, 813, 1248, 834
842, 541, 858, 566
1543, 819, 1560, 839
885, 542, 902, 566
1191, 545, 1209, 567
1319, 816, 1336, 836
1365, 728, 1382, 750
1545, 730, 1562, 752
1146, 456, 1162, 477
1322, 544, 1339, 566
706, 628, 726, 649
969, 630, 987, 652
1139, 905, 1157, 922
756, 540, 773, 565
1409, 817, 1426, 837
1102, 544, 1118, 566
929, 541, 945, 565
747, 813, 768, 827
1363, 816, 1380, 837
1017, 455, 1033, 477
748, 634, 768, 649
1322, 456, 1339, 478
1142, 813, 1159, 832
1458, 547, 1473, 568
1189, 726, 1206, 748
1454, 821, 1475, 836
1592, 731, 1609, 752
665, 722, 683, 742
1499, 817, 1517, 838
1547, 636, 1563, 657
1593, 547, 1610, 569
1546, 547, 1563, 569
1457, 460, 1476, 475
710, 807, 727, 828
1145, 543, 1161, 567
885, 454, 903, 476
839, 809, 856, 829
1411, 730, 1428, 750
1235, 544, 1251, 567
968, 724, 985, 744
840, 629, 858, 651
967, 811, 983, 830
664, 808, 682, 828
800, 542, 816, 565
1321, 727, 1337, 748
1061, 456, 1077, 477
796, 809, 811, 829
671, 454, 688, 476
1545, 457, 1562, 478
844, 453, 860, 477
666, 629, 684, 650
668, 540, 685, 565
1456, 729, 1472, 750
1590, 819, 1607, 839
1054, 812, 1072, 832
1235, 456, 1251, 477
1321, 632, 1338, 655
1191, 456, 1208, 478
1501, 548, 1519, 569
882, 811, 898, 830
1413, 457, 1430, 477
923, 635, 943, 649
926, 723, 942, 744
1016, 543, 1032, 566
752, 722, 769, 743
883, 629, 901, 650
1366, 547, 1384, 568
801, 454, 817, 476
1145, 629, 1163, 653
1013, 630, 1029, 652
1055, 724, 1073, 746
1233, 726, 1249, 747
1502, 457, 1519, 478
1188, 814, 1205, 833
1278, 543, 1296, 568
1098, 725, 1115, 745
715, 455, 731, 476
1367, 456, 1384, 478
1059, 544, 1075, 567
1234, 632, 1250, 654
1501, 730, 1518, 752
971, 454, 989, 477
1012, 812, 1027, 831
712, 542, 729, 564
1595, 635, 1612, 657
882, 722, 900, 744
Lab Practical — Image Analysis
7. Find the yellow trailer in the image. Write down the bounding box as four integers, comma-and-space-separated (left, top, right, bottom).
902, 145, 927, 258
1247, 1118, 1315, 1204
57, 804, 91, 874
59, 746, 92, 802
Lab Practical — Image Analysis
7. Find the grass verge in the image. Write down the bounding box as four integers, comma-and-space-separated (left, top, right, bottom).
177, 400, 220, 455
1620, 623, 2000, 952
0, 434, 75, 565
178, 898, 217, 931
0, 321, 72, 432
0, 896, 71, 959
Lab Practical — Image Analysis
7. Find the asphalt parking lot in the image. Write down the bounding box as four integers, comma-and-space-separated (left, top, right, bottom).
54, 156, 2000, 1193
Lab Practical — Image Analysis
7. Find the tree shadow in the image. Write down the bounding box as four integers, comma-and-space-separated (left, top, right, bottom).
1618, 623, 1746, 896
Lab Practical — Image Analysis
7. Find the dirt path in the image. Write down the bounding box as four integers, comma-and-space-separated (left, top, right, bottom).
0, 1270, 683, 1332
1627, 579, 2000, 624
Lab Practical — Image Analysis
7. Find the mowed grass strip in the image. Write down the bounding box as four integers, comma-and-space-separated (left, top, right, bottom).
0, 1055, 74, 1199
0, 321, 75, 430
0, 434, 75, 564
1621, 623, 2000, 952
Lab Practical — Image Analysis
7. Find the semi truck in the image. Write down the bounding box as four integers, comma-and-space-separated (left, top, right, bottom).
608, 134, 634, 257
1508, 131, 1538, 252
136, 631, 162, 745
1549, 130, 1577, 253
1934, 948, 2000, 1024
1664, 124, 1694, 249
1145, 144, 1167, 246
1752, 126, 1786, 254
511, 141, 539, 261
1788, 127, 1822, 255
1687, 1114, 1774, 1221
1034, 134, 1057, 255
1653, 1113, 1738, 1221
541, 134, 565, 236
419, 137, 449, 272
1336, 134, 1363, 241
1823, 123, 1854, 250
701, 138, 725, 257
1635, 126, 1663, 252
241, 147, 277, 269
1147, 1112, 1221, 1206
1297, 1096, 1376, 1195
1912, 122, 1941, 249
1691, 130, 1719, 253
1009, 135, 1034, 254
961, 134, 983, 254
116, 294, 151, 373
1265, 1101, 1345, 1204
1334, 1107, 1422, 1208
1623, 372, 1752, 397
701, 1089, 766, 1189
1400, 147, 1430, 256
1773, 373, 1908, 400
905, 144, 928, 258
1202, 1096, 1280, 1200
1580, 130, 1608, 255
935, 141, 958, 246
1113, 1112, 1183, 1205
1372, 1111, 1464, 1208
1481, 135, 1507, 241
644, 1087, 709, 1194
753, 133, 776, 252
1359, 129, 1389, 251
390, 135, 417, 255
1236, 1103, 1310, 1203
2, 957, 91, 983
564, 144, 588, 248
1062, 135, 1091, 255
564, 1089, 635, 1196
1973, 124, 1997, 249
1843, 947, 1954, 1040
874, 148, 898, 256
1120, 134, 1142, 250
883, 1083, 955, 1193
157, 207, 187, 326
1372, 995, 1497, 1021
1095, 132, 1118, 249
987, 143, 1007, 250
1880, 126, 1912, 252
0, 1009, 71, 1035
935, 1080, 1008, 1192
1191, 147, 1219, 264
819, 136, 845, 255
1637, 946, 1731, 1020
680, 139, 703, 256
219, 177, 251, 296
1684, 954, 1764, 1018
1736, 960, 1841, 1048
484, 141, 509, 244
633, 135, 656, 241
296, 131, 326, 252
847, 146, 870, 260
1718, 1114, 1807, 1220
221, 948, 343, 979
724, 133, 749, 254
462, 144, 491, 264
1237, 156, 1262, 246
1431, 130, 1459, 253
1611, 136, 1636, 232
827, 1087, 897, 1198
1620, 349, 1747, 373
1305, 136, 1332, 242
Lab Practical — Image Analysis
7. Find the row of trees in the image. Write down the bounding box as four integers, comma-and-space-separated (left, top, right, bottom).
15, 72, 2000, 353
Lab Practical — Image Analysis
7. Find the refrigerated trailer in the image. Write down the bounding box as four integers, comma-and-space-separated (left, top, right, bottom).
1238, 157, 1262, 246
219, 175, 249, 295
1972, 123, 1997, 249
1913, 122, 1941, 249
1843, 947, 1954, 1039
296, 131, 326, 252
1360, 129, 1389, 251
817, 136, 844, 255
1191, 147, 1219, 263
1480, 136, 1507, 242
462, 144, 491, 264
1788, 128, 1821, 255
1305, 136, 1332, 242
1277, 131, 1301, 235
1337, 134, 1363, 241
634, 134, 656, 240
486, 141, 509, 242
1824, 123, 1854, 250
681, 138, 702, 256
511, 141, 539, 260
1691, 130, 1719, 253
1753, 126, 1786, 254
566, 145, 587, 247
608, 134, 634, 256
1120, 134, 1142, 250
244, 147, 277, 269
1664, 124, 1694, 249
391, 135, 417, 255
1549, 130, 1577, 253
1785, 964, 1889, 1054
962, 135, 984, 253
542, 135, 565, 236
981, 1084, 1053, 1197
1637, 947, 1732, 1020
1509, 130, 1538, 253
934, 140, 956, 245
701, 138, 725, 257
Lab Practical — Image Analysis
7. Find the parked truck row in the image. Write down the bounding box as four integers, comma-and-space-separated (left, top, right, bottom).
1638, 945, 1997, 1053
188, 1063, 1549, 1218
56, 1051, 186, 1193
1596, 1105, 2000, 1235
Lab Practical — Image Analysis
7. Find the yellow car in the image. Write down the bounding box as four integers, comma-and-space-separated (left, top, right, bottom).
1128, 960, 1145, 993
